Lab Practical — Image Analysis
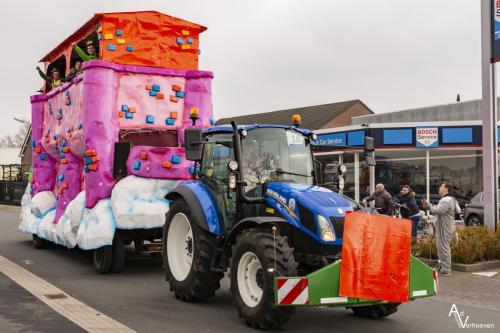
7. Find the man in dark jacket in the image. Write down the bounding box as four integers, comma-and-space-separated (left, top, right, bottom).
393, 185, 420, 238
363, 183, 393, 215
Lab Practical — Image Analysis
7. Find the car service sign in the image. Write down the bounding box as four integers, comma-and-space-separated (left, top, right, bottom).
416, 127, 438, 148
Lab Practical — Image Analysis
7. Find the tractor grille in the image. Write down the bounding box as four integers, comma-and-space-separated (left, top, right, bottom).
298, 203, 317, 234
330, 217, 345, 239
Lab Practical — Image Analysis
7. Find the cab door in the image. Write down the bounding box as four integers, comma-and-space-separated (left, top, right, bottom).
200, 134, 237, 231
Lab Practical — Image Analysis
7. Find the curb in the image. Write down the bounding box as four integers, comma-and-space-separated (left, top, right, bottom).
417, 257, 500, 272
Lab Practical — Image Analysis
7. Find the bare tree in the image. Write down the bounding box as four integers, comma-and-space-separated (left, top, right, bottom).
0, 121, 30, 148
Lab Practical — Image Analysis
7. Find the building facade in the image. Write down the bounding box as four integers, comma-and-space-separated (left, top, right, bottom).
316, 98, 499, 206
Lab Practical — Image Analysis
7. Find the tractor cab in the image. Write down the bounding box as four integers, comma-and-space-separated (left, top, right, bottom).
184, 120, 375, 248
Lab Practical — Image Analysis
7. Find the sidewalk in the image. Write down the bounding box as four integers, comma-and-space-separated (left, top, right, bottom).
0, 272, 84, 333
436, 269, 500, 312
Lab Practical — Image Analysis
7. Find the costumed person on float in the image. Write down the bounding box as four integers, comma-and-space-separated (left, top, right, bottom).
36, 66, 64, 89
74, 39, 97, 61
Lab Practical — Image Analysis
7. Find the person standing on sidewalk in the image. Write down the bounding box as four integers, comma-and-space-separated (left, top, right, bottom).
393, 185, 420, 241
362, 183, 393, 216
422, 183, 461, 275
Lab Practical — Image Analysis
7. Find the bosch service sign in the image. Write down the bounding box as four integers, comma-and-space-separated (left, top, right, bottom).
493, 0, 500, 60
416, 127, 438, 148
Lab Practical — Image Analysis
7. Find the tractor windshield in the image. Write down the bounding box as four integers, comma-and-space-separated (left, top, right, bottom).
241, 128, 314, 190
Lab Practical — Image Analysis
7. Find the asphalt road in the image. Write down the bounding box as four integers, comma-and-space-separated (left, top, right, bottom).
0, 205, 498, 333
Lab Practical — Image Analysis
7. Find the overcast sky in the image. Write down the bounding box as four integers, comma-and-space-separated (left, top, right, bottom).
0, 0, 488, 136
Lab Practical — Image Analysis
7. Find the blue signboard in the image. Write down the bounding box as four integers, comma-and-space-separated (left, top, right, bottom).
383, 129, 413, 145
494, 0, 500, 60
442, 127, 473, 144
317, 132, 346, 146
347, 130, 365, 146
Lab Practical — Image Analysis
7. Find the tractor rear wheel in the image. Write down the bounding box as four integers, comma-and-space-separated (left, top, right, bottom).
230, 228, 297, 329
350, 303, 400, 319
93, 245, 113, 274
163, 199, 223, 301
111, 233, 126, 273
32, 234, 48, 249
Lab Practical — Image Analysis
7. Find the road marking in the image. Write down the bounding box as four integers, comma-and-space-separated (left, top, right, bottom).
0, 254, 136, 333
472, 271, 498, 278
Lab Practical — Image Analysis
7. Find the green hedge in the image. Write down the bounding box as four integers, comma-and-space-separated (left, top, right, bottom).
414, 227, 500, 264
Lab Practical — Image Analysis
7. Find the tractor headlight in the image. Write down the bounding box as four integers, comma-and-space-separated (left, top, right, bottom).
317, 215, 335, 242
228, 160, 238, 171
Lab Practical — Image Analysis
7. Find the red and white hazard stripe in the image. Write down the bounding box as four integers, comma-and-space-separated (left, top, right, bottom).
277, 278, 309, 305
433, 270, 439, 293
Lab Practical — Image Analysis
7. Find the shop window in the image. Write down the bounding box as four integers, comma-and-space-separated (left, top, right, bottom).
375, 150, 426, 201
314, 153, 341, 184
429, 150, 482, 207
344, 153, 370, 200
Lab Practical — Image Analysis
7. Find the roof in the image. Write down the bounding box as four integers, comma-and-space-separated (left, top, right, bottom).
351, 98, 500, 125
19, 125, 32, 157
216, 100, 372, 130
204, 124, 313, 136
40, 11, 207, 62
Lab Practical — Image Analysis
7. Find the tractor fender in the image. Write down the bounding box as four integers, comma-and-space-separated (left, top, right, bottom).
165, 182, 223, 236
224, 216, 287, 250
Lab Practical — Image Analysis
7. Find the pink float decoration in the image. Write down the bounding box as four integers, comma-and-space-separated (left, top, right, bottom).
30, 60, 213, 213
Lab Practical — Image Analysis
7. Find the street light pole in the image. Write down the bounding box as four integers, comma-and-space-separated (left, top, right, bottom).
481, 0, 498, 231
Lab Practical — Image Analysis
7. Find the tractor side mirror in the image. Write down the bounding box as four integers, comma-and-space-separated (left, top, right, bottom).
185, 128, 203, 161
364, 136, 375, 166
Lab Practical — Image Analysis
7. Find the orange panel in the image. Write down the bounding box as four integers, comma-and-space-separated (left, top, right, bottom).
100, 12, 202, 70
339, 211, 411, 303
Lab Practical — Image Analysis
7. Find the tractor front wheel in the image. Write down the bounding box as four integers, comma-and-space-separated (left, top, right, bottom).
350, 303, 400, 319
230, 228, 297, 329
163, 199, 223, 301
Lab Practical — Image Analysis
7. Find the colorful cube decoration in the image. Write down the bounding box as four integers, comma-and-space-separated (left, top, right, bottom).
133, 161, 141, 171
146, 115, 155, 124
115, 29, 123, 36
126, 45, 134, 52
107, 44, 117, 51
140, 151, 148, 160
166, 118, 175, 126
152, 84, 161, 92
162, 161, 172, 169
171, 155, 181, 164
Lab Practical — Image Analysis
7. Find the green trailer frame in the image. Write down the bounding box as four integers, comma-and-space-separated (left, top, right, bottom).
275, 256, 437, 307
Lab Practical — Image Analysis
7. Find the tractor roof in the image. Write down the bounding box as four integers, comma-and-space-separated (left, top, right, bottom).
203, 124, 313, 136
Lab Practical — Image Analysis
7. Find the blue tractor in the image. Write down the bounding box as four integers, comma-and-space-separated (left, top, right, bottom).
162, 120, 435, 329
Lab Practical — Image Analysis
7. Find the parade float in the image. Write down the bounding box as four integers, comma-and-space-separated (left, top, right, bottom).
20, 11, 213, 273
